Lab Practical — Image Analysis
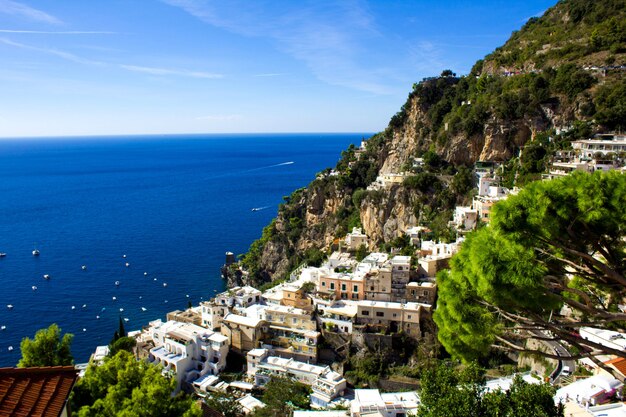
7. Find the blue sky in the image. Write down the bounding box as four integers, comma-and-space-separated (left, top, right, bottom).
0, 0, 556, 137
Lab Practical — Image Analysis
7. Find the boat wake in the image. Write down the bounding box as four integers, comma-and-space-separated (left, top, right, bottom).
251, 206, 269, 212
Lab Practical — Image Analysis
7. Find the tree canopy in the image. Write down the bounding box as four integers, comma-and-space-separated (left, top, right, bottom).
435, 171, 626, 365
18, 323, 73, 367
251, 376, 311, 417
418, 362, 563, 417
71, 350, 201, 417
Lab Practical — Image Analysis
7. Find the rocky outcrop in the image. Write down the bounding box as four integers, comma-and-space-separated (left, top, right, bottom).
360, 187, 418, 244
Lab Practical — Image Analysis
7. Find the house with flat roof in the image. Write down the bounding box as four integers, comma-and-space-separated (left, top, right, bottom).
355, 300, 425, 338
221, 313, 266, 354
350, 389, 419, 417
246, 349, 347, 409
264, 305, 320, 363
146, 320, 229, 392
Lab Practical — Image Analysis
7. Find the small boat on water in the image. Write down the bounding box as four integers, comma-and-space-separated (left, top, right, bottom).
123, 318, 129, 322
0, 253, 6, 257
125, 263, 130, 267
0, 325, 5, 330
8, 346, 13, 351
251, 207, 260, 212
115, 281, 120, 286
119, 308, 124, 312
32, 249, 40, 256
96, 315, 100, 319
82, 265, 87, 270
112, 296, 117, 301
123, 254, 127, 258
43, 274, 50, 280
163, 283, 167, 287
83, 328, 86, 332
7, 305, 13, 310
144, 272, 148, 276
82, 304, 87, 308
32, 286, 37, 291
71, 306, 76, 310
141, 307, 147, 311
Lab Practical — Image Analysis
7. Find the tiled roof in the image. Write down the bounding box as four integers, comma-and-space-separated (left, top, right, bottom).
0, 366, 78, 417
605, 357, 626, 377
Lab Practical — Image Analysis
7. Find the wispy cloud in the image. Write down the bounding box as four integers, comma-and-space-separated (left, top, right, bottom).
119, 64, 223, 79
162, 0, 394, 94
195, 114, 242, 121
0, 37, 223, 80
0, 0, 62, 25
0, 29, 116, 34
0, 37, 103, 65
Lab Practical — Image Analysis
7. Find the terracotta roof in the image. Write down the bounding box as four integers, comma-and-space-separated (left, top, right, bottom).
605, 357, 626, 377
0, 366, 78, 417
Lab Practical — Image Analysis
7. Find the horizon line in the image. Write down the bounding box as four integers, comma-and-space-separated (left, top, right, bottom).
0, 131, 377, 140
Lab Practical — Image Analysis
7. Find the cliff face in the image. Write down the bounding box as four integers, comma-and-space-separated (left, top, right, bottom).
238, 0, 626, 286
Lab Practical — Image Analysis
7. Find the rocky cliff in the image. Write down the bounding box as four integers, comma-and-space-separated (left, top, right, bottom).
234, 0, 626, 287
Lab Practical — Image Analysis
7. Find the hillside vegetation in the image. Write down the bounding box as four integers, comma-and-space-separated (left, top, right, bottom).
235, 0, 626, 287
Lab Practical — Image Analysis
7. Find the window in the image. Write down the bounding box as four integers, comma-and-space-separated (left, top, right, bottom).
376, 312, 384, 317
392, 313, 397, 318
407, 315, 412, 319
370, 286, 374, 291
353, 285, 358, 292
330, 283, 335, 290
341, 284, 346, 291
293, 318, 297, 324
322, 281, 326, 287
362, 311, 369, 316
351, 293, 358, 299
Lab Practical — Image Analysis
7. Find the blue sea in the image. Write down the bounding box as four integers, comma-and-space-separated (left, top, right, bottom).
0, 133, 367, 366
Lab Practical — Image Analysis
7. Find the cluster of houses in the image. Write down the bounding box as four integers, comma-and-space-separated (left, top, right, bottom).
74, 132, 626, 415
125, 220, 456, 413
544, 133, 626, 179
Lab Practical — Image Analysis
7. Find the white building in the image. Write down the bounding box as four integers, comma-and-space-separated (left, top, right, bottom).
555, 375, 622, 407
571, 135, 626, 158
246, 348, 347, 408
146, 319, 229, 391
345, 227, 368, 251
452, 206, 478, 232
580, 327, 626, 351
350, 389, 419, 417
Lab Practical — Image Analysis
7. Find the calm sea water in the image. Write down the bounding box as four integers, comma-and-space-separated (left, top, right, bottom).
0, 133, 367, 365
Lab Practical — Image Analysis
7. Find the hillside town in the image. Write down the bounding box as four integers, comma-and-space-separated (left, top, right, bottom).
74, 133, 625, 416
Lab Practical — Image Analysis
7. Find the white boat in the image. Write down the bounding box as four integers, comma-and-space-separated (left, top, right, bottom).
32, 249, 40, 256
82, 328, 86, 332
81, 265, 87, 270
123, 254, 127, 258
119, 308, 124, 312
123, 318, 129, 322
163, 283, 167, 287
0, 325, 5, 330
7, 346, 13, 351
82, 304, 87, 308
71, 306, 76, 310
115, 281, 120, 286
7, 305, 13, 309
32, 286, 37, 291
43, 274, 50, 280
144, 272, 148, 276
0, 253, 6, 257
125, 262, 130, 267
96, 315, 100, 319
112, 296, 117, 301
141, 307, 147, 311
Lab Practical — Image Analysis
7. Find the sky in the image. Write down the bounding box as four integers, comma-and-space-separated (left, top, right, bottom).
0, 0, 557, 138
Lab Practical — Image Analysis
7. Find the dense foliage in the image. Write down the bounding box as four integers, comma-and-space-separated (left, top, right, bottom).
18, 323, 73, 367
484, 0, 626, 69
250, 376, 311, 417
435, 171, 626, 363
72, 351, 201, 417
419, 362, 563, 417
